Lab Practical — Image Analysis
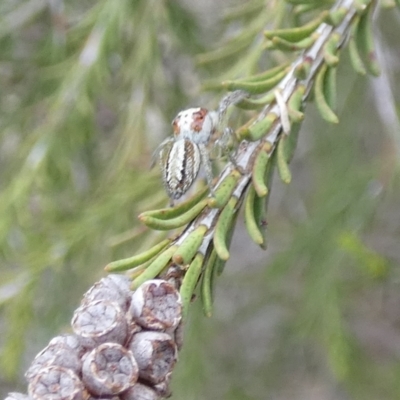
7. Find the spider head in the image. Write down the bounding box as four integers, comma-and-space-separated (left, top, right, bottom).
172, 107, 216, 144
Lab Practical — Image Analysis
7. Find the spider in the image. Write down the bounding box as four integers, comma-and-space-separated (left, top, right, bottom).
154, 91, 248, 205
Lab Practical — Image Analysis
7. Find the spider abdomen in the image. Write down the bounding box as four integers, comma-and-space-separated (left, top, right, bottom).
160, 138, 201, 200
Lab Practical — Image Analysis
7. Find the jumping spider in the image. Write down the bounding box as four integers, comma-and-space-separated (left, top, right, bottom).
154, 91, 248, 205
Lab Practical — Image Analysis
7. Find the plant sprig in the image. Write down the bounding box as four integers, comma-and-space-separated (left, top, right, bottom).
109, 0, 382, 317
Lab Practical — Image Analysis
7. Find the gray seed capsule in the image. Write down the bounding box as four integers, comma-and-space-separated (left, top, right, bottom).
82, 343, 138, 396
72, 300, 128, 348
87, 397, 119, 400
4, 393, 31, 400
153, 373, 172, 398
120, 383, 159, 400
130, 280, 182, 331
82, 275, 132, 312
25, 335, 83, 382
129, 331, 177, 384
173, 321, 184, 351
28, 366, 87, 400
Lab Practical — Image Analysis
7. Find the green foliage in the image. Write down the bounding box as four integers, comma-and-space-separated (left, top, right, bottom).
0, 0, 200, 380
1, 0, 400, 399
127, 0, 388, 322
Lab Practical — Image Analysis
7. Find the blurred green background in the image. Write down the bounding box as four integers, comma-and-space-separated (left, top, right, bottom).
0, 0, 400, 399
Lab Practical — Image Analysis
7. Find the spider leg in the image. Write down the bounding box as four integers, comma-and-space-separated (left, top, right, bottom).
217, 90, 249, 119
208, 91, 249, 134
214, 127, 231, 158
214, 127, 245, 172
150, 137, 175, 169
198, 143, 215, 196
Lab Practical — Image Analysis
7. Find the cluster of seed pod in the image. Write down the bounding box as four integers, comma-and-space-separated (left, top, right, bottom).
7, 276, 183, 400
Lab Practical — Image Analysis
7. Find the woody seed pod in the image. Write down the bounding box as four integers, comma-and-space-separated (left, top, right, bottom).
159, 262, 184, 288
5, 394, 31, 400
28, 366, 87, 400
129, 331, 177, 384
25, 335, 83, 382
72, 300, 128, 348
82, 343, 138, 396
88, 397, 119, 400
153, 373, 172, 398
130, 280, 182, 331
120, 383, 159, 400
101, 274, 132, 297
171, 320, 184, 351
82, 275, 132, 312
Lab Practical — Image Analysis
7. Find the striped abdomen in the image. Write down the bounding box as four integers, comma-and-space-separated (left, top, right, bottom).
160, 138, 201, 200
